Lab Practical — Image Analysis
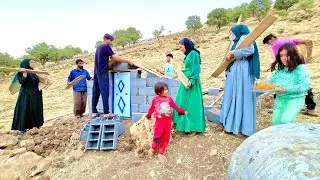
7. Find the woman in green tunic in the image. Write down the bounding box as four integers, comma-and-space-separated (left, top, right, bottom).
173, 38, 206, 133
11, 59, 44, 132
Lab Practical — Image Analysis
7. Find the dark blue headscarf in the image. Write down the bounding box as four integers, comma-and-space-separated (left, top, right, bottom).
179, 38, 201, 63
227, 24, 260, 79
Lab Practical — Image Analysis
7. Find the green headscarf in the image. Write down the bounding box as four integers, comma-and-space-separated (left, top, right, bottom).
226, 24, 260, 79
9, 58, 33, 95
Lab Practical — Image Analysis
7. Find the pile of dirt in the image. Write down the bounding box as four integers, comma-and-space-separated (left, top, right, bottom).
0, 118, 86, 157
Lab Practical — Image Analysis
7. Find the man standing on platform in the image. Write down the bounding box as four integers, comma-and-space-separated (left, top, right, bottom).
92, 34, 134, 118
67, 59, 92, 119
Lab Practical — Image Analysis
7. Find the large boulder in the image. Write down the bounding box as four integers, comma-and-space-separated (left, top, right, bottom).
229, 123, 320, 180
0, 134, 19, 149
0, 151, 50, 180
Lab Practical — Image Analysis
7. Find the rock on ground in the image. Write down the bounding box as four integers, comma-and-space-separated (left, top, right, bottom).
129, 116, 155, 155
0, 151, 50, 180
229, 123, 320, 180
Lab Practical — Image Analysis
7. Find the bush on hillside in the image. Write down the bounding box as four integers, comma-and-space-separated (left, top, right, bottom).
298, 0, 315, 10
274, 0, 299, 10
0, 52, 21, 76
278, 9, 289, 16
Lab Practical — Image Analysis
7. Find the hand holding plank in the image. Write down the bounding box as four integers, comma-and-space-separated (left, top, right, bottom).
211, 15, 277, 77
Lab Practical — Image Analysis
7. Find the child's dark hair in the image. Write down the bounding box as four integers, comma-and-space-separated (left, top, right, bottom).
154, 82, 168, 95
263, 34, 277, 44
270, 43, 305, 72
166, 53, 173, 58
75, 59, 84, 64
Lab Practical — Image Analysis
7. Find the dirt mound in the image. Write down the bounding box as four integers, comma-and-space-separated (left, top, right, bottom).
0, 118, 86, 157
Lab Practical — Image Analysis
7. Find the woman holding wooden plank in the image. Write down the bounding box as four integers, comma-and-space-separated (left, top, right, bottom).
173, 38, 206, 134
10, 59, 44, 133
219, 24, 260, 136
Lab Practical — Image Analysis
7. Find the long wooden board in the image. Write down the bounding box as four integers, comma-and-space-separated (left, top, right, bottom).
211, 15, 277, 77
38, 76, 51, 90
170, 60, 189, 88
0, 67, 50, 75
132, 61, 167, 78
65, 75, 85, 89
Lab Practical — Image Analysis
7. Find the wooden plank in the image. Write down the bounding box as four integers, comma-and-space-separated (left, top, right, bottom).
212, 15, 277, 78
132, 61, 167, 78
65, 75, 85, 89
0, 67, 50, 75
170, 60, 189, 88
38, 76, 51, 90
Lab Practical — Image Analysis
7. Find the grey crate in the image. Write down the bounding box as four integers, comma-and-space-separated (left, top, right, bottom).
100, 123, 118, 150
85, 123, 102, 149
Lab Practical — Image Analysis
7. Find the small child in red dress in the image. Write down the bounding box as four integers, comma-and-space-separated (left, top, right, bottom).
146, 82, 187, 163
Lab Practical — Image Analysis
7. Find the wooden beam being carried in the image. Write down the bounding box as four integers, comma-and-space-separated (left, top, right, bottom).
65, 75, 85, 89
132, 61, 167, 78
0, 67, 50, 75
211, 15, 277, 78
170, 60, 189, 88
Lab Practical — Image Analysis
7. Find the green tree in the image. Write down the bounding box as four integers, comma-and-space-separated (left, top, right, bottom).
57, 45, 83, 60
95, 40, 103, 48
274, 0, 299, 10
152, 26, 165, 40
83, 50, 89, 54
126, 27, 142, 45
207, 8, 229, 30
248, 0, 272, 21
113, 29, 129, 48
0, 52, 20, 68
226, 3, 250, 22
26, 42, 58, 66
185, 15, 203, 31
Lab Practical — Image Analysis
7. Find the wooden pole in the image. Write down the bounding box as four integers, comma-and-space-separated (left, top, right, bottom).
0, 67, 50, 75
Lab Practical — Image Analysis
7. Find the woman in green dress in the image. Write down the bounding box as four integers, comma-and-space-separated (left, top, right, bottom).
11, 59, 44, 133
173, 38, 206, 133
